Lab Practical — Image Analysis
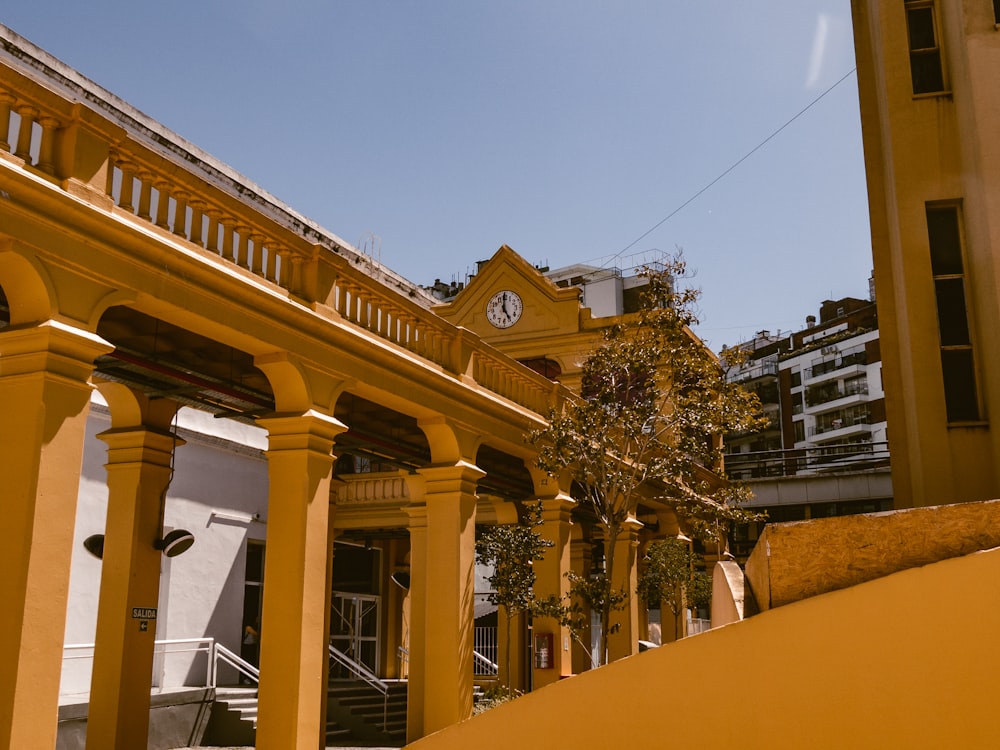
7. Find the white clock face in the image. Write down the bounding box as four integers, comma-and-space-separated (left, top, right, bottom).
486, 290, 523, 329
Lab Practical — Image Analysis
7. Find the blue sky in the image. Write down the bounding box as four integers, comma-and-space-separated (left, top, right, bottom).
3, 2, 871, 348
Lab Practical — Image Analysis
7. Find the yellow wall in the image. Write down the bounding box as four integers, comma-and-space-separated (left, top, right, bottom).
408, 545, 1000, 749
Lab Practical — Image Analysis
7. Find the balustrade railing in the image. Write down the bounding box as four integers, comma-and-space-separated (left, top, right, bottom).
0, 29, 566, 420
335, 471, 411, 505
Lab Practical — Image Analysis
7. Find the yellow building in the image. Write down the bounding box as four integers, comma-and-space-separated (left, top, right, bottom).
852, 0, 1000, 507
0, 25, 709, 750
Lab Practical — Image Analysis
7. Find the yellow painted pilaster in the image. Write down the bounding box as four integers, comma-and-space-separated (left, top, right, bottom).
531, 494, 575, 689
496, 608, 527, 692
606, 517, 643, 663
382, 538, 408, 680
403, 500, 427, 744
86, 389, 182, 750
412, 461, 484, 738
254, 411, 347, 750
0, 321, 110, 750
321, 495, 340, 750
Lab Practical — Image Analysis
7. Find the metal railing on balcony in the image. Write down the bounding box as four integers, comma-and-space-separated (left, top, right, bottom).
806, 350, 868, 380
726, 359, 778, 384
724, 441, 890, 479
811, 406, 872, 436
805, 380, 869, 407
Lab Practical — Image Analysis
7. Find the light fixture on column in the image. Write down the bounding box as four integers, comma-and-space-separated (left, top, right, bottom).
83, 534, 106, 559
83, 529, 194, 559
154, 528, 195, 558
152, 410, 194, 558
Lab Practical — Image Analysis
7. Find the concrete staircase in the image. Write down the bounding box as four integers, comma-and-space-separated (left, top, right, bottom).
326, 680, 407, 746
204, 681, 407, 747
202, 686, 258, 746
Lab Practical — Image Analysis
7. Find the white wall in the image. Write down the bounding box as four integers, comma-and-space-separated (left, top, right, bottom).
62, 400, 269, 695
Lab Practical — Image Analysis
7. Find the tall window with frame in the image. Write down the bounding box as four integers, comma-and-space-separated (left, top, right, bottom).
926, 204, 981, 423
904, 1, 946, 94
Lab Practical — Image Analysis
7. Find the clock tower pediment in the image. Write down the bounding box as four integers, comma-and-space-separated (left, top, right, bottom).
433, 245, 584, 340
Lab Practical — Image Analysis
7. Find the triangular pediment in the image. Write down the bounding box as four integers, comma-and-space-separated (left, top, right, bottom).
434, 245, 585, 341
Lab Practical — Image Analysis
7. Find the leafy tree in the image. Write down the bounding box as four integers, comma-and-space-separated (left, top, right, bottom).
475, 502, 553, 695
636, 537, 697, 619
636, 537, 712, 640
529, 253, 764, 665
687, 569, 713, 612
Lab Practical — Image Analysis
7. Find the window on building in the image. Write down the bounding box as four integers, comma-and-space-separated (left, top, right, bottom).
995, 0, 1000, 25
905, 1, 945, 94
845, 375, 869, 397
927, 204, 980, 422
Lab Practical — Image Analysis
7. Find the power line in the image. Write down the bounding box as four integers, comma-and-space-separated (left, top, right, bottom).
598, 67, 858, 268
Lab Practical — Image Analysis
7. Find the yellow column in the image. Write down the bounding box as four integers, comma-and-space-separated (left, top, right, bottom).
606, 517, 643, 663
531, 494, 575, 689
403, 501, 427, 744
411, 461, 484, 738
320, 498, 339, 748
86, 388, 182, 750
496, 608, 527, 692
0, 321, 110, 750
381, 538, 408, 680
254, 411, 346, 750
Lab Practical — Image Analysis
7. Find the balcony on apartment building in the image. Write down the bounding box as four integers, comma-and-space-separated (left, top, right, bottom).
803, 377, 869, 415
726, 359, 779, 386
808, 404, 873, 442
803, 348, 868, 386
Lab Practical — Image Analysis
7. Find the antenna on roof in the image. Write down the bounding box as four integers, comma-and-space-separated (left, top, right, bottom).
358, 232, 381, 266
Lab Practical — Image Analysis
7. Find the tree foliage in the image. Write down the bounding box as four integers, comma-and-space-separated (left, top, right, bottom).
636, 537, 698, 616
475, 502, 553, 693
529, 253, 764, 664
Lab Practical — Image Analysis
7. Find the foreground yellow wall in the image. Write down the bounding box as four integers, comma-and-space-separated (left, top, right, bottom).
409, 545, 1000, 749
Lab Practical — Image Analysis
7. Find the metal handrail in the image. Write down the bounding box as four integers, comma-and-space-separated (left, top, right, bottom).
396, 644, 496, 676
328, 644, 387, 696
473, 650, 499, 676
213, 642, 259, 687
328, 644, 389, 729
63, 637, 217, 690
